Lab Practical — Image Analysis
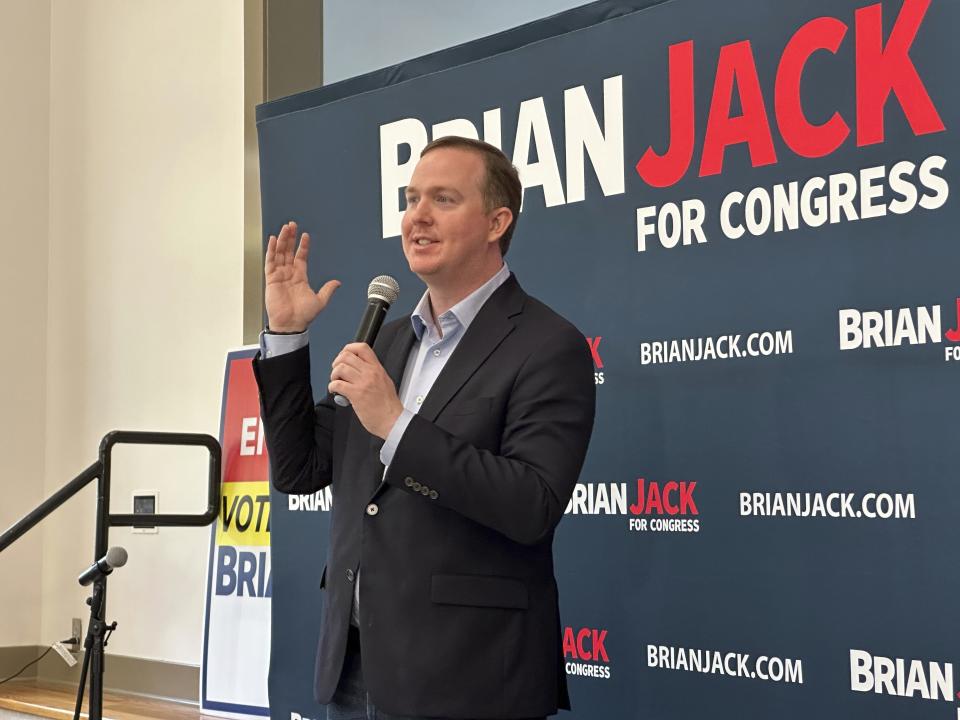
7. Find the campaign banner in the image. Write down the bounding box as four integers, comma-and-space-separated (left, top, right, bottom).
256, 0, 960, 718
201, 348, 272, 718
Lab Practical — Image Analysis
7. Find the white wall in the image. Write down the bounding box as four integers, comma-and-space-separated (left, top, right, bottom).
35, 0, 244, 664
0, 0, 51, 648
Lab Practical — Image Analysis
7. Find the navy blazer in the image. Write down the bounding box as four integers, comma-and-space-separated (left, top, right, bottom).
253, 274, 596, 718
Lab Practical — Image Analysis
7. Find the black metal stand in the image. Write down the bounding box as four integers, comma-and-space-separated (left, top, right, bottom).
73, 580, 118, 720
72, 639, 90, 720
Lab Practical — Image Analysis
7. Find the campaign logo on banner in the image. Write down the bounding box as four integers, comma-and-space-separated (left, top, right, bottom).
586, 336, 605, 386
640, 328, 794, 367
838, 298, 960, 361
565, 478, 701, 533
286, 486, 333, 513
648, 644, 805, 686
739, 490, 917, 521
849, 649, 959, 719
201, 348, 272, 717
287, 712, 321, 720
564, 626, 612, 680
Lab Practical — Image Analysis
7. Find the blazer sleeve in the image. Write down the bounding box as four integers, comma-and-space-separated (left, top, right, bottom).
252, 345, 336, 495
383, 323, 596, 545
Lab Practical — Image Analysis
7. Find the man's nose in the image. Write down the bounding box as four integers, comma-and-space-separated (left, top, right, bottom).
407, 199, 433, 224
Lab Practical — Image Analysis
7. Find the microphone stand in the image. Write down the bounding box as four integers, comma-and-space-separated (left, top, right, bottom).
73, 579, 117, 720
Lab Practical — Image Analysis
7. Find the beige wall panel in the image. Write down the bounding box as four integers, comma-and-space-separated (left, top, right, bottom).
42, 0, 244, 665
0, 0, 51, 648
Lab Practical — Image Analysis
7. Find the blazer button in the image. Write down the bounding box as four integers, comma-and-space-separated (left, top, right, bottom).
404, 476, 415, 487
346, 569, 355, 582
412, 482, 422, 492
366, 503, 379, 516
420, 486, 429, 496
429, 490, 438, 500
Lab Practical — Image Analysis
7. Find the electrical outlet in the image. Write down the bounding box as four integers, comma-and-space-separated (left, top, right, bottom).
71, 618, 83, 645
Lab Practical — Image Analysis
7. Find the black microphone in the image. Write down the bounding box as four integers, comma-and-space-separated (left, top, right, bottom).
78, 546, 128, 586
334, 275, 400, 408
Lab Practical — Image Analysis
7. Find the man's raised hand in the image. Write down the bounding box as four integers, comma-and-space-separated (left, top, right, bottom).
264, 221, 340, 332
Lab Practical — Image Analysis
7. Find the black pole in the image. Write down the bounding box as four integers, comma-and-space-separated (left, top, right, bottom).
0, 462, 101, 553
88, 578, 106, 720
73, 583, 101, 720
1, 432, 220, 555
87, 444, 114, 720
72, 644, 91, 720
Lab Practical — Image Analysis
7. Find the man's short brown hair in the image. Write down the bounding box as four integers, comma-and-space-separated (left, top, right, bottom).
420, 136, 522, 256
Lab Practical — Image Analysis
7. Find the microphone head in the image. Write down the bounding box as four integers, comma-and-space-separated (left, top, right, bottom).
368, 275, 399, 306
106, 546, 128, 568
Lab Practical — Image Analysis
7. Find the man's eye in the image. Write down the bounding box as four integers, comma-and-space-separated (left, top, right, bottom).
436, 195, 451, 203
405, 196, 418, 206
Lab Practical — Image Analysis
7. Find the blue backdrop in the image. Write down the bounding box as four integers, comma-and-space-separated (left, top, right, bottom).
257, 0, 960, 717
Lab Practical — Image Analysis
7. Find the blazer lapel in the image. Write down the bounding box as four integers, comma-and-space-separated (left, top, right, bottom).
418, 274, 525, 423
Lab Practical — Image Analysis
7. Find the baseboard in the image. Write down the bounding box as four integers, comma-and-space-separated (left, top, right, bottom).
0, 646, 199, 703
0, 647, 41, 683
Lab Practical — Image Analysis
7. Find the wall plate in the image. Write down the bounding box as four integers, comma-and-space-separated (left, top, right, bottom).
132, 490, 159, 534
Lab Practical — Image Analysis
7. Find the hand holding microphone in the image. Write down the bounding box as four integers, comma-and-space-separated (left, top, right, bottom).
333, 275, 400, 407
328, 276, 403, 439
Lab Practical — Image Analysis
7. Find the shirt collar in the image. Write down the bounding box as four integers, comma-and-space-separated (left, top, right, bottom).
410, 262, 511, 340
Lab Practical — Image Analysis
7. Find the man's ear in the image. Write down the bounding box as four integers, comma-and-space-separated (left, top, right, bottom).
488, 207, 514, 243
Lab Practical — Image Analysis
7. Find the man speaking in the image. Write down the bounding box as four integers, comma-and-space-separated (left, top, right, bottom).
253, 137, 595, 720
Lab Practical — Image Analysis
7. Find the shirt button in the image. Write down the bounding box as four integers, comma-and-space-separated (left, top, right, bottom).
433, 349, 441, 357
366, 503, 379, 516
346, 569, 355, 582
415, 395, 424, 405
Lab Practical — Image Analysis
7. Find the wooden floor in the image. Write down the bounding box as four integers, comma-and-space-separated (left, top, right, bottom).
0, 682, 220, 720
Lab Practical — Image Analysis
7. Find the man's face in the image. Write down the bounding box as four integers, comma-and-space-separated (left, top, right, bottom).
401, 147, 500, 286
